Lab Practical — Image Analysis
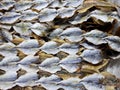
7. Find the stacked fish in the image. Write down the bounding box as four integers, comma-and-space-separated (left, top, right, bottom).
0, 0, 120, 90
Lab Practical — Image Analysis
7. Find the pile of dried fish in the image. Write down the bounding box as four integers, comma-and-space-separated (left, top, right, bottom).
0, 0, 120, 90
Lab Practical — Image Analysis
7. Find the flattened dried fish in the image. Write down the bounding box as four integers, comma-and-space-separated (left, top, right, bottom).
80, 49, 103, 64
60, 27, 84, 42
40, 41, 59, 54
59, 43, 79, 54
0, 0, 119, 89
39, 57, 61, 73
30, 23, 48, 36
106, 58, 120, 78
0, 65, 19, 82
58, 7, 75, 18
49, 0, 65, 8
65, 0, 84, 7
50, 28, 63, 39
13, 22, 32, 36
58, 78, 85, 90
32, 0, 49, 11
0, 1, 15, 10
0, 82, 15, 90
15, 73, 38, 87
83, 30, 107, 45
36, 74, 61, 83
36, 75, 61, 90
18, 64, 38, 73
20, 10, 38, 21
17, 39, 39, 48
0, 42, 17, 56
0, 13, 21, 24
80, 73, 105, 90
59, 55, 82, 73
18, 55, 39, 65
15, 1, 33, 11
0, 55, 19, 65
18, 48, 39, 55
89, 10, 115, 22
15, 65, 38, 87
105, 36, 120, 52
69, 13, 88, 25
17, 39, 39, 55
38, 8, 58, 22
1, 29, 13, 41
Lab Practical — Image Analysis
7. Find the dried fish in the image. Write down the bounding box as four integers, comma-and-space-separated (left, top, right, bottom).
18, 55, 39, 65
18, 64, 38, 73
69, 13, 88, 25
15, 1, 33, 11
17, 39, 39, 55
89, 10, 115, 22
59, 55, 82, 73
39, 57, 61, 73
0, 0, 119, 89
0, 82, 15, 90
65, 0, 84, 7
80, 49, 103, 64
59, 43, 79, 54
106, 58, 120, 78
38, 8, 58, 22
17, 39, 39, 48
58, 7, 75, 18
20, 10, 38, 21
15, 65, 38, 86
83, 30, 107, 45
0, 13, 21, 24
49, 0, 65, 8
60, 27, 84, 42
105, 36, 120, 52
0, 42, 17, 56
80, 42, 97, 49
0, 65, 19, 82
36, 74, 61, 83
30, 23, 48, 36
1, 29, 13, 41
15, 73, 38, 87
0, 1, 15, 10
36, 75, 61, 90
50, 28, 63, 39
14, 65, 38, 87
13, 22, 32, 36
58, 78, 86, 90
0, 71, 17, 81
0, 55, 19, 65
40, 41, 59, 54
80, 73, 105, 90
32, 0, 49, 11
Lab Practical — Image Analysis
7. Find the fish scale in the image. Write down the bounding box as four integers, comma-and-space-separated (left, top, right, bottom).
0, 0, 120, 90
